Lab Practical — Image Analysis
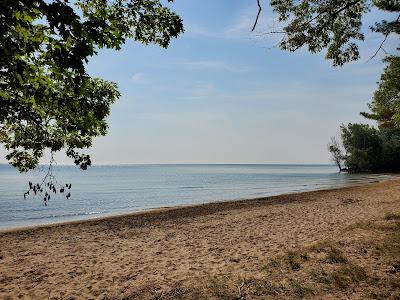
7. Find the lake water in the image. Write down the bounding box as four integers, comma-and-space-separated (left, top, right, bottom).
0, 164, 394, 230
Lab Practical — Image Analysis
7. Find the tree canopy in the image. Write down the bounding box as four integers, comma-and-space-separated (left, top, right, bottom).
338, 123, 400, 172
264, 0, 400, 66
0, 0, 183, 172
361, 56, 400, 129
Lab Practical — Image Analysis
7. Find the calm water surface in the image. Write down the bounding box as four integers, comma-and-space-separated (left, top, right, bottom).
0, 164, 394, 229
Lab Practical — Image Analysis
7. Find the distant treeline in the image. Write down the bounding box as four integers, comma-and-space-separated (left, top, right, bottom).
329, 56, 400, 173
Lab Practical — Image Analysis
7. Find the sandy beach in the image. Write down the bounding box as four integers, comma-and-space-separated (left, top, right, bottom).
0, 178, 399, 299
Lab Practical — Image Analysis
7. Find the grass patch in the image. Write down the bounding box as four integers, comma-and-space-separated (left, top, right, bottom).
228, 214, 398, 298
375, 215, 400, 258
382, 226, 400, 258
330, 264, 367, 289
385, 212, 400, 221
309, 263, 367, 290
255, 281, 280, 296
287, 252, 301, 271
346, 221, 374, 231
325, 247, 348, 264
198, 277, 285, 299
246, 279, 282, 297
309, 241, 348, 264
286, 250, 309, 271
309, 267, 333, 285
309, 240, 334, 253
289, 280, 314, 298
261, 257, 281, 271
205, 276, 235, 300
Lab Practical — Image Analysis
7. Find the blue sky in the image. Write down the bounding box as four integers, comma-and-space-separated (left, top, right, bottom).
1, 0, 398, 165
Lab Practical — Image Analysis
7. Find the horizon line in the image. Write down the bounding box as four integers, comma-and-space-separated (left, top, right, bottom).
0, 162, 335, 167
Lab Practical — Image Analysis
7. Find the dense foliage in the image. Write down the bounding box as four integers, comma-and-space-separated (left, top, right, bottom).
361, 56, 400, 129
269, 0, 400, 66
0, 0, 183, 172
340, 124, 400, 172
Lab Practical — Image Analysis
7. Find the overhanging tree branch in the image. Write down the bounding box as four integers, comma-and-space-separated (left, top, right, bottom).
368, 13, 400, 61
252, 0, 262, 32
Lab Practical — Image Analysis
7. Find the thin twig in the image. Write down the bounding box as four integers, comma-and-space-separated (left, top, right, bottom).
368, 13, 400, 62
238, 281, 245, 299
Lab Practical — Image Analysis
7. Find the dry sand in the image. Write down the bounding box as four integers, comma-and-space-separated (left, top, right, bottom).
0, 178, 399, 299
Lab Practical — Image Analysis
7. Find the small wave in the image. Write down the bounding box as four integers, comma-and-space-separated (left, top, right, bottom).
17, 211, 105, 222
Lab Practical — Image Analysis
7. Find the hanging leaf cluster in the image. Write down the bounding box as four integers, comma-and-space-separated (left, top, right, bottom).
25, 180, 72, 205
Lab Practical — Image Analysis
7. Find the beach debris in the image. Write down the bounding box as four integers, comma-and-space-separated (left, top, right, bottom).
239, 281, 247, 300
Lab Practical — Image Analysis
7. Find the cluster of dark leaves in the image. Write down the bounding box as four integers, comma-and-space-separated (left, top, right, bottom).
25, 181, 72, 206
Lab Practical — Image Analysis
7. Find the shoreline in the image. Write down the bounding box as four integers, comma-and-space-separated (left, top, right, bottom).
1, 177, 399, 299
1, 176, 397, 235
